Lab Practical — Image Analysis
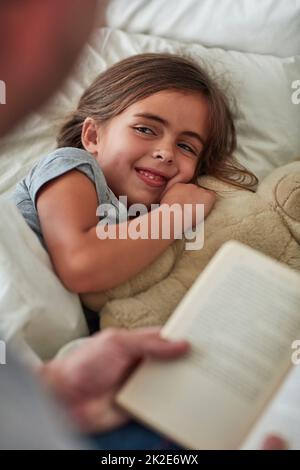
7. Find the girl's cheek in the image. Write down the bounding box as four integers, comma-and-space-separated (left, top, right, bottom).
186, 160, 198, 181
178, 161, 197, 183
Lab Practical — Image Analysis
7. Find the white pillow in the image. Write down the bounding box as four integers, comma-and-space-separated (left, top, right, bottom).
0, 28, 299, 192
105, 0, 300, 57
0, 199, 88, 365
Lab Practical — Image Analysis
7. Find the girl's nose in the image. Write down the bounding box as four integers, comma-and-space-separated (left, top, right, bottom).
152, 149, 174, 164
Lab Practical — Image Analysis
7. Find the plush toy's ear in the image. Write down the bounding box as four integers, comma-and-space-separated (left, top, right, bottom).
257, 161, 300, 242
257, 160, 299, 193
274, 169, 300, 243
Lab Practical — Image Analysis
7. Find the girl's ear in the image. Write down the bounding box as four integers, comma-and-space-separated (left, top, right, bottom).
81, 117, 99, 156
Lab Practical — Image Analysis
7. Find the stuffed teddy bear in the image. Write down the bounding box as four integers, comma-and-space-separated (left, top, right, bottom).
81, 161, 300, 330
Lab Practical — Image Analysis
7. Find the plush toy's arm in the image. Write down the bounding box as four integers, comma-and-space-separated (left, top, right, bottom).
100, 265, 189, 329
100, 238, 209, 329
99, 179, 236, 329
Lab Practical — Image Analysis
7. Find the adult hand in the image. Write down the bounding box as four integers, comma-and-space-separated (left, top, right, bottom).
41, 328, 189, 433
261, 434, 288, 450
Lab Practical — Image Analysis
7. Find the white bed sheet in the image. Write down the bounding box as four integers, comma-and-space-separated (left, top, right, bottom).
105, 0, 300, 57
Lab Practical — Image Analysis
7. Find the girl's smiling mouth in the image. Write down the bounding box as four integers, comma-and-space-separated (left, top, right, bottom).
135, 167, 169, 188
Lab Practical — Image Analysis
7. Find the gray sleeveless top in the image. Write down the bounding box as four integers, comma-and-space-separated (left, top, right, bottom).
11, 147, 124, 248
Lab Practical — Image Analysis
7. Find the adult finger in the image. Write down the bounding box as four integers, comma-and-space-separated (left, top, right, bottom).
261, 434, 288, 450
115, 327, 190, 361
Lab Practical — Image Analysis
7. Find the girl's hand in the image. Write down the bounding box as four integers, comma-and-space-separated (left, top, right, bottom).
160, 182, 216, 228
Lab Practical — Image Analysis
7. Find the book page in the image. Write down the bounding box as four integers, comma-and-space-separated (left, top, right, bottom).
241, 365, 300, 450
117, 242, 300, 449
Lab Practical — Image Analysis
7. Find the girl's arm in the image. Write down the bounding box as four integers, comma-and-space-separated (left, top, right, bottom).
36, 170, 214, 293
37, 170, 177, 293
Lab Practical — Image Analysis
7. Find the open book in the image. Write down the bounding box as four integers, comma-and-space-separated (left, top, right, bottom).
116, 241, 300, 450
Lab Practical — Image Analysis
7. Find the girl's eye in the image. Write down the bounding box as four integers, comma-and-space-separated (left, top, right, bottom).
135, 126, 155, 135
178, 143, 198, 155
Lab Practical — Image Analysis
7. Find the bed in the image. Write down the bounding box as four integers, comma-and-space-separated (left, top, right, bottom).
0, 0, 300, 446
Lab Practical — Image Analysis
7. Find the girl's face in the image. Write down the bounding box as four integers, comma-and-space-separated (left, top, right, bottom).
82, 90, 210, 207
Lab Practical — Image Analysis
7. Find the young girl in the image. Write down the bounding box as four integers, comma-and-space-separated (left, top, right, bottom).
13, 53, 257, 299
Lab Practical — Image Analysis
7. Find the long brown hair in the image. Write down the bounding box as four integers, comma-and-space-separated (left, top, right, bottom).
57, 53, 257, 189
